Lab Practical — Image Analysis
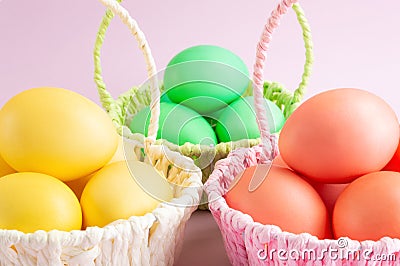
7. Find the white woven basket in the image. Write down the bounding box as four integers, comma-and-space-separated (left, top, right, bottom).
0, 0, 203, 265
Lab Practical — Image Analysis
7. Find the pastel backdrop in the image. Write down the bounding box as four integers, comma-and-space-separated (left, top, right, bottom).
1, 0, 400, 116
1, 2, 399, 265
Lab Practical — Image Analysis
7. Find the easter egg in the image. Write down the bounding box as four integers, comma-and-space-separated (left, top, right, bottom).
272, 154, 290, 168
216, 96, 285, 142
207, 107, 225, 121
333, 171, 400, 241
383, 135, 400, 171
66, 136, 138, 199
81, 161, 173, 228
0, 153, 16, 178
279, 88, 399, 183
0, 87, 118, 182
312, 182, 349, 216
0, 172, 82, 233
225, 164, 328, 239
203, 108, 226, 129
160, 91, 172, 103
65, 172, 95, 200
108, 136, 138, 164
129, 102, 217, 146
163, 45, 249, 114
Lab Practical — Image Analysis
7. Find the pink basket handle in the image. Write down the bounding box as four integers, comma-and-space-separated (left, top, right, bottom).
95, 0, 160, 153
253, 0, 301, 157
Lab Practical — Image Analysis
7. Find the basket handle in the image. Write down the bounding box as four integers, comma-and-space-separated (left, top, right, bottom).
260, 3, 313, 119
253, 0, 309, 157
95, 0, 160, 151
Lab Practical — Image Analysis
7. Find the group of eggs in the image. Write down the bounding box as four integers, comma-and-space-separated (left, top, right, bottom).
0, 87, 172, 233
129, 45, 286, 146
226, 88, 400, 241
2, 45, 398, 244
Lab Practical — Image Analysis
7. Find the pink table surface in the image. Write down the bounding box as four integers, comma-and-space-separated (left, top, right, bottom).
174, 210, 231, 266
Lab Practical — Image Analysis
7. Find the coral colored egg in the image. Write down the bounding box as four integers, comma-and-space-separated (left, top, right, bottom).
225, 164, 328, 239
269, 159, 333, 239
333, 171, 400, 241
272, 154, 290, 168
279, 88, 399, 183
324, 218, 333, 239
383, 135, 400, 171
312, 182, 349, 216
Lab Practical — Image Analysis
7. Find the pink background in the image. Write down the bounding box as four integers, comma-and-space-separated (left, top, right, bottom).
1, 0, 400, 115
1, 1, 400, 265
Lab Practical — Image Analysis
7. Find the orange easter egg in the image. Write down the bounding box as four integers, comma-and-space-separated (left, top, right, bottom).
312, 182, 349, 216
279, 88, 399, 183
333, 171, 400, 241
272, 154, 289, 168
225, 164, 328, 239
383, 136, 400, 171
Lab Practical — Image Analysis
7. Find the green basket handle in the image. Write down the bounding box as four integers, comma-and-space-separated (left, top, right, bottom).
245, 3, 313, 119
94, 0, 160, 152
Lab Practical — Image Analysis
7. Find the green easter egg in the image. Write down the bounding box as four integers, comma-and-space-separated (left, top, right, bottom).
163, 45, 250, 115
207, 107, 226, 121
204, 116, 217, 128
215, 96, 285, 142
129, 102, 217, 146
160, 91, 171, 103
203, 107, 227, 128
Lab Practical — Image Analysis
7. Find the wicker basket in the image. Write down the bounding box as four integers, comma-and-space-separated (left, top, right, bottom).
0, 1, 202, 265
204, 0, 400, 265
93, 0, 314, 196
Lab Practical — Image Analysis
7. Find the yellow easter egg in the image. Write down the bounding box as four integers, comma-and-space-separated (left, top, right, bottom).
80, 161, 173, 228
108, 136, 138, 164
65, 136, 138, 199
0, 87, 118, 181
0, 153, 16, 178
0, 172, 82, 233
65, 172, 95, 200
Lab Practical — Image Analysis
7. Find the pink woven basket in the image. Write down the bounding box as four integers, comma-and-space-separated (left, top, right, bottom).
204, 0, 400, 265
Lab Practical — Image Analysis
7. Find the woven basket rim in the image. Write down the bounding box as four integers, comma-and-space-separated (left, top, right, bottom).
0, 143, 202, 240
205, 144, 400, 248
117, 81, 290, 151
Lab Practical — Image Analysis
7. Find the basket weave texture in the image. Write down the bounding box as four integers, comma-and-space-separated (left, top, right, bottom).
0, 0, 203, 265
93, 0, 314, 188
204, 0, 400, 265
0, 144, 202, 266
